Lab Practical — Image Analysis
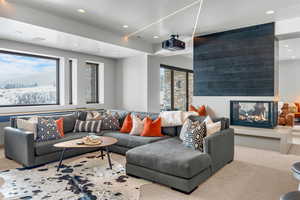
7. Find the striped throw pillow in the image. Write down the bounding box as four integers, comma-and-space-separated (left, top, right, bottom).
73, 120, 102, 133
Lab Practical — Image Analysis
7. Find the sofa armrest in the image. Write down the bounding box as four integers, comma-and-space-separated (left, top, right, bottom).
203, 128, 234, 173
4, 127, 35, 167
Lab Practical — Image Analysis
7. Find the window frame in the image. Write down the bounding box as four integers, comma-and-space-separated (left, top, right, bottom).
86, 62, 99, 104
160, 64, 193, 111
68, 59, 73, 105
0, 50, 60, 107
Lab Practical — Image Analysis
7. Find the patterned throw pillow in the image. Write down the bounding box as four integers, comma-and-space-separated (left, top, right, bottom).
36, 118, 62, 142
182, 119, 207, 152
73, 120, 102, 133
99, 113, 120, 130
86, 111, 102, 121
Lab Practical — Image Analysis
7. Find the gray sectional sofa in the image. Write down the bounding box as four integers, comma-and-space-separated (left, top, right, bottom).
4, 109, 234, 193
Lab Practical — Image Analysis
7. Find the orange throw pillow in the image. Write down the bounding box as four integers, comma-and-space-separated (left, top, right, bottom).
189, 105, 207, 116
141, 117, 164, 137
56, 118, 64, 137
120, 114, 133, 133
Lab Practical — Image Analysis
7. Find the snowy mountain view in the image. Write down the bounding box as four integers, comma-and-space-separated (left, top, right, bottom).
0, 52, 58, 106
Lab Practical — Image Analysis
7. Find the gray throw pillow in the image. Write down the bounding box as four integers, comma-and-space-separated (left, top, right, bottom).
182, 119, 207, 152
36, 118, 61, 142
62, 114, 77, 133
73, 120, 102, 133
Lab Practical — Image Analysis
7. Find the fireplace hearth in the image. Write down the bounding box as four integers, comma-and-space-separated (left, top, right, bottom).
230, 101, 278, 128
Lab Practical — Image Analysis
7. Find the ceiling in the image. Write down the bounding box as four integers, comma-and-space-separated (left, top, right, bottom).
0, 17, 144, 58
1, 0, 300, 60
9, 0, 300, 43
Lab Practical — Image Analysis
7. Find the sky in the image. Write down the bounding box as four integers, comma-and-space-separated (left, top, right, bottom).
0, 52, 57, 87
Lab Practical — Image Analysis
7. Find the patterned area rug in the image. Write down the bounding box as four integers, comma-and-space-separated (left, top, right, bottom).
0, 155, 148, 200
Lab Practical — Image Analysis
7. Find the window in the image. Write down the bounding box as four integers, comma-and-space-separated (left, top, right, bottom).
69, 60, 73, 105
85, 62, 99, 104
160, 68, 172, 111
0, 51, 59, 107
160, 65, 193, 111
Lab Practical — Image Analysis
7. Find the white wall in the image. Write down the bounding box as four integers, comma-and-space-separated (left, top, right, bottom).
115, 55, 193, 112
279, 59, 300, 103
0, 39, 117, 113
115, 55, 148, 112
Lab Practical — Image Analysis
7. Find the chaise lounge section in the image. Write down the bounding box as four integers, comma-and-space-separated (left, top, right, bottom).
126, 118, 234, 193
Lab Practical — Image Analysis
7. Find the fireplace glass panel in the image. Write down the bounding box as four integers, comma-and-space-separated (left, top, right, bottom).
230, 101, 277, 128
238, 102, 269, 123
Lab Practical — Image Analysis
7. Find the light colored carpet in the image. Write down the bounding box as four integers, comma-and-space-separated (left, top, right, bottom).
1, 145, 300, 200
139, 145, 300, 200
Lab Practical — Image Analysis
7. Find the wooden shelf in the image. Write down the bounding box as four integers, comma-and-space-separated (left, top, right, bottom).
231, 125, 292, 154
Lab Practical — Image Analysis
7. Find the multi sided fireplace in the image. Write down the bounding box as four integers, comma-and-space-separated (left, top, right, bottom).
230, 101, 278, 128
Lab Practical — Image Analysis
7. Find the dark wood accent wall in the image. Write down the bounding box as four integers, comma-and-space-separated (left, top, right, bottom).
194, 23, 276, 96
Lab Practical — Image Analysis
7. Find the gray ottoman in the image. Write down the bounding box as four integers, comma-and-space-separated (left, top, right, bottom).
280, 191, 300, 200
126, 137, 212, 193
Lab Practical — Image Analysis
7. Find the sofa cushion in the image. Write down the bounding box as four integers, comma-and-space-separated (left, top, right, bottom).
161, 126, 177, 137
103, 131, 169, 148
126, 137, 212, 179
35, 132, 90, 156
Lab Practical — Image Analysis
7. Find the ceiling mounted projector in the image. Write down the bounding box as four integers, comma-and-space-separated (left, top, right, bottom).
162, 35, 185, 51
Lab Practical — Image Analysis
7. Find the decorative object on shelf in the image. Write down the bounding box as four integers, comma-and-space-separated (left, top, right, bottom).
278, 103, 294, 127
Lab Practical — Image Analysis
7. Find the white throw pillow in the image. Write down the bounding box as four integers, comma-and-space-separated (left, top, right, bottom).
179, 119, 190, 141
182, 111, 198, 122
17, 116, 38, 139
206, 121, 221, 136
203, 115, 213, 125
160, 111, 183, 127
129, 114, 144, 136
86, 111, 101, 120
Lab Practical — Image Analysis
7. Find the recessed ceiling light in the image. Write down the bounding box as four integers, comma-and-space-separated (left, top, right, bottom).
266, 10, 275, 15
77, 9, 86, 13
123, 25, 129, 28
153, 36, 159, 39
288, 49, 293, 52
292, 56, 296, 59
284, 44, 289, 48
